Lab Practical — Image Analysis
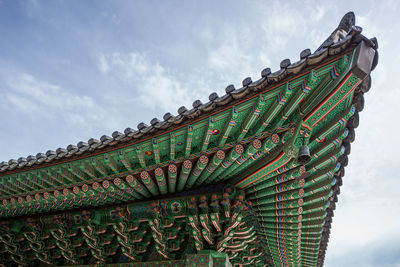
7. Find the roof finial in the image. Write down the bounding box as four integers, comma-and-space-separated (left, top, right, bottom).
338, 11, 355, 32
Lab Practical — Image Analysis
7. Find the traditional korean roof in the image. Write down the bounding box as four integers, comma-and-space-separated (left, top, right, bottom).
0, 12, 378, 267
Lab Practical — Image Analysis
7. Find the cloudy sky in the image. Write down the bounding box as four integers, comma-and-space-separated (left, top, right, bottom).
0, 1, 399, 266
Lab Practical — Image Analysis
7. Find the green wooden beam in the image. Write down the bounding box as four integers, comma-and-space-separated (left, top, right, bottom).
185, 155, 209, 189
154, 167, 168, 195
195, 150, 225, 186
152, 138, 161, 164
204, 144, 244, 184
185, 126, 194, 158
255, 82, 293, 136
136, 145, 147, 168
118, 150, 132, 171
201, 116, 215, 152
168, 164, 178, 193
104, 153, 118, 174
140, 171, 159, 196
237, 95, 265, 140
177, 160, 193, 192
126, 175, 151, 198
219, 106, 239, 146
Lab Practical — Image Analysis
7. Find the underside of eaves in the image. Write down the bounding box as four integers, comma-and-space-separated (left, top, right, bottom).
0, 12, 378, 267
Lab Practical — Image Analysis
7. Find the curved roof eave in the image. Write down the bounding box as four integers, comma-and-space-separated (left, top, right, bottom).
0, 12, 377, 175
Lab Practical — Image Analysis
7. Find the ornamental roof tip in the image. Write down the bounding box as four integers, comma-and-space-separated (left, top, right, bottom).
0, 11, 378, 173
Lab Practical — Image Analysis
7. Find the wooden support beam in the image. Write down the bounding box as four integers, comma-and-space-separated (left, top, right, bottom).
79, 162, 96, 179
255, 82, 293, 136
185, 155, 209, 189
91, 159, 107, 176
102, 180, 130, 201
33, 170, 46, 189
204, 144, 244, 184
31, 172, 46, 190
245, 165, 306, 193
91, 182, 114, 205
62, 188, 80, 208
118, 151, 132, 171
136, 145, 147, 168
215, 139, 262, 182
202, 116, 215, 151
237, 95, 265, 141
154, 167, 168, 195
252, 173, 335, 213
168, 164, 178, 193
219, 107, 239, 146
67, 164, 85, 182
140, 171, 159, 196
113, 177, 143, 200
52, 189, 66, 208
82, 183, 106, 205
304, 72, 361, 128
272, 71, 318, 129
232, 127, 298, 186
17, 174, 34, 193
300, 71, 333, 116
152, 138, 161, 164
177, 160, 193, 192
72, 185, 86, 204
46, 169, 63, 185
170, 133, 176, 161
185, 126, 194, 158
234, 151, 292, 189
310, 106, 354, 145
308, 147, 344, 173
104, 154, 118, 174
10, 176, 23, 194
247, 177, 306, 201
301, 55, 350, 116
195, 150, 225, 186
0, 179, 11, 196
311, 129, 348, 161
29, 172, 41, 190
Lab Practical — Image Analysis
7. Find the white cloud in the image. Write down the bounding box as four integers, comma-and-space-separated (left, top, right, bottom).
97, 52, 192, 112
0, 72, 112, 130
197, 2, 332, 92
98, 54, 110, 73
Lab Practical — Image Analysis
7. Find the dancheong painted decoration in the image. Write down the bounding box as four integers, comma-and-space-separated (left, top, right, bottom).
0, 12, 378, 267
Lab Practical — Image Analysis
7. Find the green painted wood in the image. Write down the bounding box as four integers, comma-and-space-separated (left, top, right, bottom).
136, 145, 146, 168
204, 144, 244, 184
140, 171, 159, 196
201, 117, 215, 151
168, 164, 178, 193
126, 175, 151, 198
113, 177, 143, 200
185, 126, 194, 158
185, 155, 209, 189
118, 150, 132, 171
195, 150, 225, 186
218, 107, 239, 146
177, 160, 193, 192
154, 167, 168, 195
237, 95, 266, 140
104, 154, 118, 174
152, 138, 161, 164
215, 139, 262, 182
255, 82, 293, 136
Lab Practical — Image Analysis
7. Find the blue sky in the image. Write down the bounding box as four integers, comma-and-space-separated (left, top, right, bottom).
0, 1, 399, 266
